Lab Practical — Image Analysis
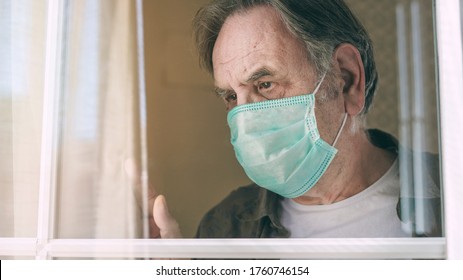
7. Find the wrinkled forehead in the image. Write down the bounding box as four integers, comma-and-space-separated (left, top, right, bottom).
212, 5, 305, 77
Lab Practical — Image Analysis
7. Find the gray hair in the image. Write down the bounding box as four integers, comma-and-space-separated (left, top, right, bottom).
193, 0, 378, 114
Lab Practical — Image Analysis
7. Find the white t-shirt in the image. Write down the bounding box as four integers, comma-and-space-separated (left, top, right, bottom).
280, 160, 411, 238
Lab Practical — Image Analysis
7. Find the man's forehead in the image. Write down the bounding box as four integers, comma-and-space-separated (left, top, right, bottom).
212, 6, 296, 83
212, 6, 289, 58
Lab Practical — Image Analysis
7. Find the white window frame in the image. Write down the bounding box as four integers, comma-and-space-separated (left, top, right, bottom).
435, 0, 463, 260
0, 0, 462, 260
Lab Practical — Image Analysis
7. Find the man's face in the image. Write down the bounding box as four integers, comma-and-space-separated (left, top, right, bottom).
212, 5, 344, 143
212, 6, 317, 111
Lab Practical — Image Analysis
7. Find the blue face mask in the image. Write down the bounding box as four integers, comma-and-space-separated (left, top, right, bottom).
227, 74, 348, 198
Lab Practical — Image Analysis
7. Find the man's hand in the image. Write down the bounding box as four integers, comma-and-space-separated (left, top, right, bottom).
147, 186, 182, 238
152, 194, 182, 238
125, 158, 182, 239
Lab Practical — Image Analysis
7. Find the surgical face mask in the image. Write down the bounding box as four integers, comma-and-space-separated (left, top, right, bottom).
227, 74, 348, 198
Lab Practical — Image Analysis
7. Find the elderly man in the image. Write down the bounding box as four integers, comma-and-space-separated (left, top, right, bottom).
152, 0, 441, 239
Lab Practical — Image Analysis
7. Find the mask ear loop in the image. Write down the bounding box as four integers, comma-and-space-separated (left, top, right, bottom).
303, 72, 347, 146
332, 113, 348, 147
304, 72, 327, 121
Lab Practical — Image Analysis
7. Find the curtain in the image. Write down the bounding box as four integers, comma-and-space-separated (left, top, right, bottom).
0, 0, 145, 240
0, 0, 46, 238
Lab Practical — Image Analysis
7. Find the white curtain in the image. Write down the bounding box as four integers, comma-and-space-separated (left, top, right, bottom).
0, 0, 146, 240
0, 0, 46, 238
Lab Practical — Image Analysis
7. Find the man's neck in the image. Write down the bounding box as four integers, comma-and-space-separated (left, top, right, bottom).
293, 130, 396, 205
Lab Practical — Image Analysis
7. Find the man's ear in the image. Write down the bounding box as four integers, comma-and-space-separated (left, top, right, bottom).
332, 43, 365, 116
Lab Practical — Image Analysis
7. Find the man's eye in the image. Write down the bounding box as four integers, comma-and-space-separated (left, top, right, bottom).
225, 93, 237, 102
258, 82, 272, 90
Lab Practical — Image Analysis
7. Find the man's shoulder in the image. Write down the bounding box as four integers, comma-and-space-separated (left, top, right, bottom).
368, 128, 440, 190
368, 128, 442, 236
195, 183, 269, 238
220, 183, 263, 204
201, 183, 263, 220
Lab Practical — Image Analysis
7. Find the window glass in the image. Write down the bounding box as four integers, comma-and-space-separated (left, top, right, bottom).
349, 0, 441, 237
55, 0, 145, 239
0, 0, 446, 260
146, 0, 442, 238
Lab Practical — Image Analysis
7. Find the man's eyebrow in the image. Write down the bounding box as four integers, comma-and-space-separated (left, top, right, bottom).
214, 87, 234, 98
246, 68, 274, 83
213, 67, 274, 97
